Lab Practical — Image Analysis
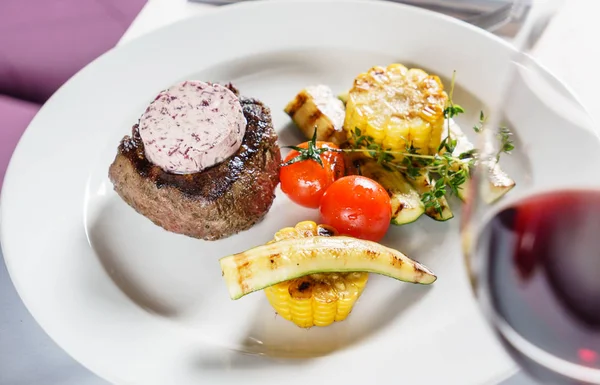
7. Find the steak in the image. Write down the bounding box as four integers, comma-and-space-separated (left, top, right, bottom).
108, 86, 281, 240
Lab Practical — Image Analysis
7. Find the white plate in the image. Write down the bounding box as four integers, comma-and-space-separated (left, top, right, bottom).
2, 1, 597, 384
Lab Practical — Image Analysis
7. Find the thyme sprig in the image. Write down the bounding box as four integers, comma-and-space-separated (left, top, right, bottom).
282, 71, 515, 218
473, 110, 515, 162
439, 71, 465, 154
282, 127, 328, 167
497, 125, 515, 161
344, 127, 473, 216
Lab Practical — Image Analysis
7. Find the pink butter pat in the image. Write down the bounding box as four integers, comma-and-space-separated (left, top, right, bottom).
139, 81, 247, 174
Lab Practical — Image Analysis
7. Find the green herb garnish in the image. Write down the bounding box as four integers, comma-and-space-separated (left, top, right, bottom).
283, 127, 328, 167
284, 71, 515, 219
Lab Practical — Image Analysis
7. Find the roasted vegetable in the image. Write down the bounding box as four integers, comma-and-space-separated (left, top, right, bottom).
262, 222, 367, 328
344, 64, 448, 155
284, 85, 347, 145
280, 140, 345, 209
319, 175, 392, 242
479, 157, 516, 203
265, 271, 368, 328
445, 119, 515, 203
350, 159, 425, 225
219, 221, 436, 301
408, 171, 454, 221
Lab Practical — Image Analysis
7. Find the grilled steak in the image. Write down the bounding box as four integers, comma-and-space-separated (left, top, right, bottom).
108, 85, 281, 240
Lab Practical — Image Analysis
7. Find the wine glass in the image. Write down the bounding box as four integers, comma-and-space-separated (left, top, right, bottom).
461, 1, 600, 384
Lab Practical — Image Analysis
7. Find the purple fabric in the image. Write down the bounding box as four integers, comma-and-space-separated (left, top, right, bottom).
0, 0, 146, 191
0, 96, 41, 189
0, 0, 146, 103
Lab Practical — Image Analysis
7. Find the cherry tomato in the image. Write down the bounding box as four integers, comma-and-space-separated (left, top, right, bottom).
319, 175, 392, 242
280, 141, 345, 209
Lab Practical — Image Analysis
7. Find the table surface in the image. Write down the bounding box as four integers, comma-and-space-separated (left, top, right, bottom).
1, 0, 598, 384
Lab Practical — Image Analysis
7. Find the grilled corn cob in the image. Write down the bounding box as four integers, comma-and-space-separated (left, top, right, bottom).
284, 85, 347, 145
344, 64, 448, 155
268, 222, 368, 328
265, 272, 369, 328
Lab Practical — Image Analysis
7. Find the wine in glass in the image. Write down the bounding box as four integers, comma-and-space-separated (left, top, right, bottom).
462, 1, 600, 384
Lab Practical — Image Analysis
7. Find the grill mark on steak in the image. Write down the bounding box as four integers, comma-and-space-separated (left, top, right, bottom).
108, 84, 282, 240
116, 85, 277, 201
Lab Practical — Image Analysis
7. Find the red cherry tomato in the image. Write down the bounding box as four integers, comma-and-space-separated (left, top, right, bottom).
280, 141, 344, 209
319, 175, 392, 241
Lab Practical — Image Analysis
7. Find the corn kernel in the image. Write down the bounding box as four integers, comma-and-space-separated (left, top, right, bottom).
264, 221, 369, 328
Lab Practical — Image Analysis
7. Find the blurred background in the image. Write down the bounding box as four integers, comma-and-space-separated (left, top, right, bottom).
0, 0, 146, 190
0, 0, 597, 384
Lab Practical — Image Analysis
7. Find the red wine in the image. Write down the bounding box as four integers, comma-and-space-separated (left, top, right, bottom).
477, 190, 600, 383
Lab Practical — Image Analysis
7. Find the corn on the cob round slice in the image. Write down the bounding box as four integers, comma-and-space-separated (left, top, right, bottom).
264, 221, 369, 328
344, 63, 448, 155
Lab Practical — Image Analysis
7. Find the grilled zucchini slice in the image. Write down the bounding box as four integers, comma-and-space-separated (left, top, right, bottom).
353, 159, 425, 225
408, 170, 454, 221
220, 231, 436, 300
